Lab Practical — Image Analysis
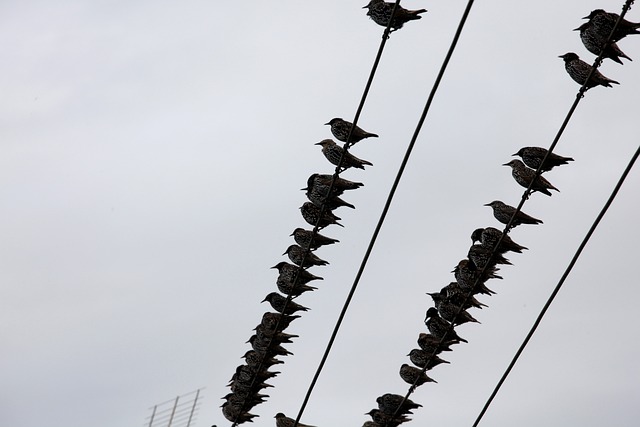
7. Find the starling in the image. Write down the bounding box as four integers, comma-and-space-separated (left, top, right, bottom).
559, 52, 619, 90
468, 244, 512, 268
363, 0, 427, 33
399, 363, 437, 391
325, 117, 378, 144
376, 393, 422, 415
222, 401, 258, 424
247, 334, 292, 357
283, 244, 329, 268
262, 292, 309, 315
255, 324, 298, 344
428, 292, 481, 325
305, 185, 355, 210
276, 276, 317, 298
407, 348, 451, 370
453, 259, 499, 295
223, 392, 267, 411
260, 312, 300, 334
272, 261, 323, 285
274, 413, 316, 427
471, 227, 528, 254
503, 159, 560, 197
300, 201, 344, 229
230, 364, 280, 385
304, 173, 364, 196
366, 408, 411, 427
291, 228, 339, 250
315, 139, 373, 171
485, 200, 543, 229
583, 9, 640, 42
575, 21, 632, 64
512, 146, 574, 172
425, 307, 468, 343
440, 282, 488, 310
417, 332, 456, 353
243, 350, 283, 370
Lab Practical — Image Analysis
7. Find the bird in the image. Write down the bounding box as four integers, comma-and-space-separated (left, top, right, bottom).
254, 324, 298, 345
303, 173, 364, 196
363, 0, 427, 33
376, 393, 422, 415
366, 408, 411, 427
575, 21, 632, 64
283, 244, 329, 268
260, 311, 300, 333
300, 201, 344, 229
305, 185, 355, 210
485, 200, 543, 229
439, 282, 489, 310
453, 259, 499, 295
222, 391, 268, 411
417, 332, 457, 354
399, 363, 437, 391
583, 9, 640, 42
428, 292, 481, 325
315, 139, 373, 171
325, 118, 378, 144
274, 412, 316, 427
471, 227, 528, 254
248, 334, 292, 358
222, 401, 258, 424
272, 261, 323, 285
276, 277, 317, 298
425, 307, 468, 343
290, 228, 339, 250
503, 159, 560, 197
243, 350, 283, 371
468, 244, 512, 269
512, 146, 574, 172
262, 292, 310, 315
230, 364, 280, 385
407, 348, 451, 370
559, 52, 619, 90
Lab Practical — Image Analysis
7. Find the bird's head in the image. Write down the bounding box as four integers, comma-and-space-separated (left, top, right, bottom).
559, 52, 579, 62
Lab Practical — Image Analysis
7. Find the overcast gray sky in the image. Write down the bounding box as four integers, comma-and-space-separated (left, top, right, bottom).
2, 1, 639, 427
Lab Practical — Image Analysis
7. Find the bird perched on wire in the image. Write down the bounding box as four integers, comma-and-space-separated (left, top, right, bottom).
363, 0, 427, 33
512, 146, 574, 172
503, 159, 560, 197
453, 259, 499, 295
471, 227, 528, 254
575, 21, 632, 64
243, 349, 284, 371
260, 311, 300, 333
417, 332, 457, 354
559, 52, 619, 90
425, 307, 468, 343
305, 184, 355, 210
485, 200, 543, 229
376, 393, 422, 415
428, 292, 481, 325
366, 408, 411, 427
325, 118, 378, 144
407, 348, 451, 370
315, 139, 373, 171
399, 363, 437, 391
583, 9, 640, 42
262, 292, 310, 315
304, 173, 363, 196
283, 244, 329, 268
222, 401, 258, 424
439, 283, 488, 310
272, 261, 323, 285
468, 244, 512, 269
300, 201, 344, 229
290, 228, 339, 250
275, 413, 316, 427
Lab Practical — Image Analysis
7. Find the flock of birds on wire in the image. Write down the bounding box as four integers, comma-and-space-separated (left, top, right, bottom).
219, 3, 639, 427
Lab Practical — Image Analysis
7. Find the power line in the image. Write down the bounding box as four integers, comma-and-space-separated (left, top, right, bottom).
291, 1, 480, 425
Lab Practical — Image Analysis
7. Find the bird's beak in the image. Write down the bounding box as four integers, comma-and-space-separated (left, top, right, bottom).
558, 55, 564, 58
324, 121, 331, 125
261, 297, 267, 303
502, 162, 510, 166
511, 152, 518, 156
300, 187, 308, 191
314, 141, 323, 145
289, 232, 295, 236
282, 250, 288, 256
483, 202, 491, 206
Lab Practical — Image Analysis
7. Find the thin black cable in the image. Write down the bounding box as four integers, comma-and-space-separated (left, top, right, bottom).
388, 1, 637, 422
292, 1, 478, 425
472, 143, 640, 426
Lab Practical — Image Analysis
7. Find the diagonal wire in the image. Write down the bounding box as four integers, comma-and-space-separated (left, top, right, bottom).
386, 0, 637, 424
472, 143, 640, 426
292, 1, 479, 425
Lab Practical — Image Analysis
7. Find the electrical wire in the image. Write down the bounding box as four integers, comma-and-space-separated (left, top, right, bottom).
291, 1, 480, 426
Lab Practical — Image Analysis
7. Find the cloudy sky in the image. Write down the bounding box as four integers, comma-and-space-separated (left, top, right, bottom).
2, 1, 639, 427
